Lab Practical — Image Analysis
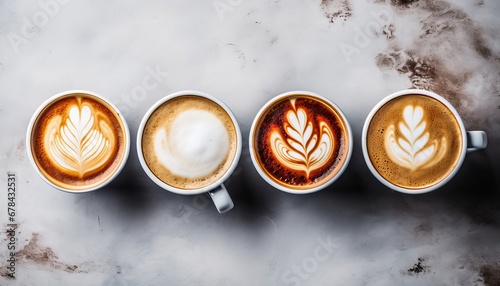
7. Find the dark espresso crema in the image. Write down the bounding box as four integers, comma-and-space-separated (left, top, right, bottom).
253, 95, 349, 190
30, 93, 127, 191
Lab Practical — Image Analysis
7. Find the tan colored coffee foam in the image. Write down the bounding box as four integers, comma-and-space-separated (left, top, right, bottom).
141, 96, 238, 190
366, 94, 463, 190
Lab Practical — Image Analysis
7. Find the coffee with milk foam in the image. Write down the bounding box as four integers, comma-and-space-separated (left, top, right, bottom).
141, 96, 238, 190
366, 94, 463, 190
252, 94, 350, 190
30, 93, 127, 191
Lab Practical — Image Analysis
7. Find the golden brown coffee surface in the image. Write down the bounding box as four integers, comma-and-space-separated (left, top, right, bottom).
253, 95, 349, 190
141, 96, 238, 190
31, 94, 126, 191
366, 94, 463, 190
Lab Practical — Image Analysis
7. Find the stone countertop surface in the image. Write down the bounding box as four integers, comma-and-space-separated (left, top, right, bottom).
0, 0, 499, 285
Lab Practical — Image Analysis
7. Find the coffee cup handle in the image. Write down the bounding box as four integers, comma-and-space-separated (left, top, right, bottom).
208, 184, 234, 213
466, 131, 487, 152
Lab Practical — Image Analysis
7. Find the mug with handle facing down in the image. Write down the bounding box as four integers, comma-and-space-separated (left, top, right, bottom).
137, 90, 242, 213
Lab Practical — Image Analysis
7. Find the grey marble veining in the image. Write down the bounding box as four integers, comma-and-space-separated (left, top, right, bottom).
0, 0, 499, 285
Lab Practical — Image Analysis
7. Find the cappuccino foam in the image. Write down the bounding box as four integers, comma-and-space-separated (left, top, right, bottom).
142, 96, 238, 190
366, 94, 463, 190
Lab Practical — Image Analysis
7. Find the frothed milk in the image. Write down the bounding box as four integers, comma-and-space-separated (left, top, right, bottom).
154, 109, 229, 178
142, 95, 238, 190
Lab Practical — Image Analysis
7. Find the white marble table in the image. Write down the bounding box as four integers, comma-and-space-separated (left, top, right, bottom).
1, 0, 499, 285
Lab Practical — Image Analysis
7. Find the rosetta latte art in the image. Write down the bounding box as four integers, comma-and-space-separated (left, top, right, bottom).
385, 105, 446, 170
44, 103, 115, 178
270, 100, 334, 178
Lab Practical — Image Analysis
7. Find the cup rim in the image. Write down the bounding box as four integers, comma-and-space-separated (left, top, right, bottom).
26, 90, 131, 193
361, 89, 468, 194
249, 90, 353, 194
136, 90, 242, 195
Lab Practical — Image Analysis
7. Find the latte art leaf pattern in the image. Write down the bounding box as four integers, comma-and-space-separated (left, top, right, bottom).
384, 105, 446, 170
45, 104, 114, 178
270, 104, 334, 178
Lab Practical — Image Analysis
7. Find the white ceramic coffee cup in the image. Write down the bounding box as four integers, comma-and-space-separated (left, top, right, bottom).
249, 91, 353, 194
137, 90, 242, 213
26, 90, 131, 193
362, 89, 487, 194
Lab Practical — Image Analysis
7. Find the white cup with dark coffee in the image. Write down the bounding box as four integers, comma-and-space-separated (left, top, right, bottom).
362, 89, 487, 194
249, 91, 353, 194
137, 90, 241, 213
27, 90, 130, 193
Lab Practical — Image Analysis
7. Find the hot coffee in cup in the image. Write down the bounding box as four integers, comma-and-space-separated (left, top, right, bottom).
137, 90, 241, 213
362, 89, 487, 193
140, 95, 239, 189
250, 91, 352, 194
27, 90, 130, 192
